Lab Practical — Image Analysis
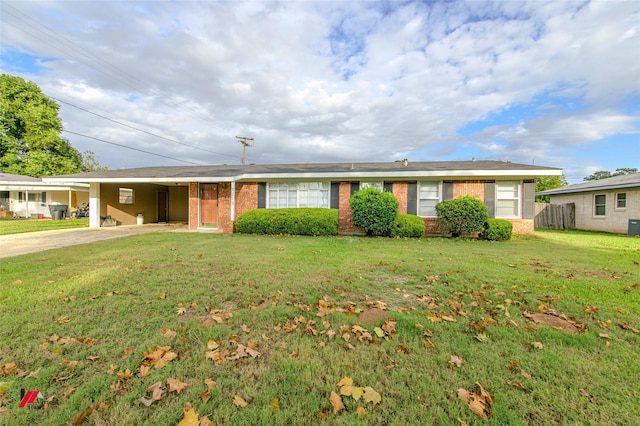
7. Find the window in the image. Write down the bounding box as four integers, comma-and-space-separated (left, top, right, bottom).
616, 193, 626, 209
268, 182, 329, 208
594, 194, 606, 216
418, 182, 440, 217
360, 182, 383, 190
119, 188, 135, 204
496, 181, 520, 218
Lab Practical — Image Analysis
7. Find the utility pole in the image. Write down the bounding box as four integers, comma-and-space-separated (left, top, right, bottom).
236, 136, 254, 165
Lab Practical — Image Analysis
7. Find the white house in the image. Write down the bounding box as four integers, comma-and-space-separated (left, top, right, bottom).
0, 173, 89, 218
536, 173, 640, 235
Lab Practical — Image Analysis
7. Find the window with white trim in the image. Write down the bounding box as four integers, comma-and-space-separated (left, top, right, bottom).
418, 182, 440, 217
268, 182, 330, 208
496, 181, 520, 218
594, 194, 606, 216
119, 188, 135, 204
360, 182, 383, 190
616, 193, 626, 209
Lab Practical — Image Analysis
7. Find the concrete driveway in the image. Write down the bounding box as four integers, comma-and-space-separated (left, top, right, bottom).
0, 224, 188, 259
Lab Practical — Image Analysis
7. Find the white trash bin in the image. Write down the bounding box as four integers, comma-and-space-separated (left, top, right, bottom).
136, 214, 144, 225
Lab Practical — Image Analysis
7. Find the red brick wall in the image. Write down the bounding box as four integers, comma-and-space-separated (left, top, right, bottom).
453, 181, 485, 201
338, 182, 363, 234
392, 182, 408, 214
235, 182, 258, 220
509, 219, 534, 234
188, 182, 198, 230
217, 183, 232, 232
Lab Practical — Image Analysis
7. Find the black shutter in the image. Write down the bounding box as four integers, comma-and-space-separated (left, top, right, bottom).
407, 182, 417, 215
383, 182, 393, 193
442, 182, 454, 200
350, 182, 360, 196
257, 183, 266, 208
330, 183, 340, 209
484, 182, 495, 218
523, 181, 535, 219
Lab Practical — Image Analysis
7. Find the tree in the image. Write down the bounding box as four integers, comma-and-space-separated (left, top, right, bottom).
535, 175, 568, 203
81, 150, 108, 172
584, 168, 638, 181
0, 74, 88, 177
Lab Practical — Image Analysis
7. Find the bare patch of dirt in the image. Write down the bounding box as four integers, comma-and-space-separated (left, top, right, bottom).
356, 308, 389, 325
522, 311, 586, 334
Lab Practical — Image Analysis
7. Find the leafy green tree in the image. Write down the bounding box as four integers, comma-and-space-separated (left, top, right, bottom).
435, 195, 488, 238
535, 175, 568, 203
0, 74, 85, 177
81, 150, 108, 172
584, 168, 638, 181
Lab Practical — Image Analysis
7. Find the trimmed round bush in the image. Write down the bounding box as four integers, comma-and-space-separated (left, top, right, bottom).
235, 208, 338, 236
480, 218, 513, 241
349, 187, 399, 236
390, 214, 425, 238
435, 195, 488, 237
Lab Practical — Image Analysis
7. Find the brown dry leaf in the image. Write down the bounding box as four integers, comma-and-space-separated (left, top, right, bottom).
241, 324, 251, 333
584, 305, 598, 314
441, 315, 457, 323
381, 319, 397, 336
424, 339, 436, 349
26, 367, 42, 379
57, 316, 70, 324
599, 333, 611, 339
162, 328, 177, 339
329, 391, 344, 413
397, 344, 410, 355
61, 387, 76, 400
317, 412, 328, 420
117, 369, 133, 380
72, 405, 94, 425
159, 293, 166, 299
107, 364, 119, 374
121, 346, 136, 359
178, 404, 200, 426
357, 406, 367, 418
362, 386, 381, 405
204, 378, 216, 392
270, 398, 281, 411
531, 342, 544, 350
199, 417, 214, 426
233, 395, 248, 407
86, 356, 100, 362
138, 365, 151, 378
449, 354, 463, 368
167, 378, 188, 394
511, 382, 527, 391
340, 385, 355, 396
521, 370, 532, 380
457, 382, 493, 420
619, 323, 640, 333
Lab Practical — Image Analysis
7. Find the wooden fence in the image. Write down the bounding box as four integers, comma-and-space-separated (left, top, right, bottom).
534, 203, 575, 229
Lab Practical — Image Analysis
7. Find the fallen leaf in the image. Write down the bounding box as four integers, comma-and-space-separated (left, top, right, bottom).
510, 382, 526, 391
357, 406, 366, 417
449, 354, 463, 368
269, 398, 280, 410
233, 395, 248, 407
457, 382, 493, 419
521, 370, 532, 380
424, 339, 435, 349
167, 378, 188, 394
61, 387, 76, 400
199, 417, 214, 426
159, 293, 166, 299
178, 403, 199, 426
241, 324, 251, 333
531, 342, 544, 350
72, 405, 94, 425
317, 412, 328, 420
329, 391, 344, 413
441, 315, 457, 323
162, 328, 177, 339
584, 305, 598, 314
138, 365, 151, 378
362, 386, 381, 405
599, 333, 611, 339
352, 386, 364, 401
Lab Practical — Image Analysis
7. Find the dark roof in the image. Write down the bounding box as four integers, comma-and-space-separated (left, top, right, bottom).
0, 173, 42, 183
537, 173, 640, 196
44, 160, 562, 183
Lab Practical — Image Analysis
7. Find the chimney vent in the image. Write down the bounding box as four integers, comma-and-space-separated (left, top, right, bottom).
402, 159, 409, 167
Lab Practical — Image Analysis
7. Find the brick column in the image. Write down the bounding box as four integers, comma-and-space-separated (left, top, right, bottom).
392, 182, 408, 214
188, 182, 198, 230
338, 182, 362, 234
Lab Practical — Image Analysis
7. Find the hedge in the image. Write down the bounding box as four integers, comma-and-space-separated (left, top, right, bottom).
349, 188, 399, 236
390, 214, 425, 238
435, 195, 489, 237
235, 208, 339, 236
480, 218, 513, 241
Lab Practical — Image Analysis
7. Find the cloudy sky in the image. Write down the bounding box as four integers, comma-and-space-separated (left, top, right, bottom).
1, 0, 638, 182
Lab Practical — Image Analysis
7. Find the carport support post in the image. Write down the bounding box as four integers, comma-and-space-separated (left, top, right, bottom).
89, 183, 101, 228
230, 180, 236, 231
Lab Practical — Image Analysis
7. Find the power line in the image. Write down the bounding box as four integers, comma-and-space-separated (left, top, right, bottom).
51, 96, 240, 160
62, 130, 202, 165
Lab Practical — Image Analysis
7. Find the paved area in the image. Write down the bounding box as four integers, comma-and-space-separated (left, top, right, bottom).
0, 224, 188, 258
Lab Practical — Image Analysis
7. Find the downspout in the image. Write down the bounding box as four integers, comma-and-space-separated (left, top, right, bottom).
230, 179, 236, 233
25, 190, 30, 218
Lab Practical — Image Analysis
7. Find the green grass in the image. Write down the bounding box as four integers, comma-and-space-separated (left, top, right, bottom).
0, 230, 638, 425
0, 218, 89, 235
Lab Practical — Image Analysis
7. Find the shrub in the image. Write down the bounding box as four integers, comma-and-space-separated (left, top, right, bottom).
390, 214, 425, 238
235, 208, 338, 236
435, 195, 488, 237
349, 187, 399, 236
480, 219, 513, 241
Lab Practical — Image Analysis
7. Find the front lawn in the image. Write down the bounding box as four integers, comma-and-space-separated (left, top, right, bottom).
0, 230, 638, 425
0, 218, 89, 236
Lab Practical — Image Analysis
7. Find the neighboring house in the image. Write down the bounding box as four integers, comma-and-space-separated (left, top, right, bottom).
536, 173, 640, 234
44, 160, 562, 234
0, 173, 90, 218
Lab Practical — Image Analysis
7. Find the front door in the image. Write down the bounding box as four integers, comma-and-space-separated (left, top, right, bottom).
157, 191, 168, 222
200, 184, 218, 227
